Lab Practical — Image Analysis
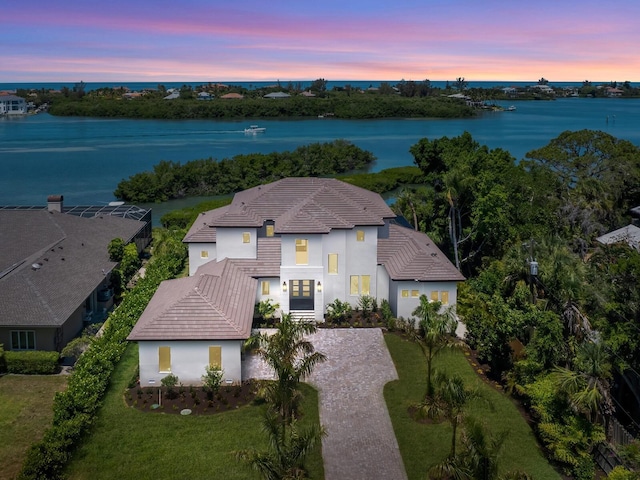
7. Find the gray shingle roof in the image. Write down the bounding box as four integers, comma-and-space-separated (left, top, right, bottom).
0, 210, 146, 328
378, 224, 466, 282
128, 259, 257, 341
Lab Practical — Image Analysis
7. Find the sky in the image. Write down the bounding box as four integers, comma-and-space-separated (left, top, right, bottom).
3, 0, 640, 83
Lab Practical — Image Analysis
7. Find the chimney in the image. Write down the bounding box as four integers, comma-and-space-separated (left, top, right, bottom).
47, 195, 64, 213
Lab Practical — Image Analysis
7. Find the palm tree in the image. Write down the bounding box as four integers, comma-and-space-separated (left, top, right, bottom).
412, 296, 464, 398
419, 372, 483, 457
551, 340, 614, 423
235, 409, 325, 480
245, 314, 326, 427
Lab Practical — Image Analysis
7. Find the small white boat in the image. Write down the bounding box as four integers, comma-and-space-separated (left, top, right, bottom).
505, 105, 516, 111
244, 125, 266, 134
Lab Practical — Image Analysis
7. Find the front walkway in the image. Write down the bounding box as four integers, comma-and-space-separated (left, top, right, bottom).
243, 328, 408, 480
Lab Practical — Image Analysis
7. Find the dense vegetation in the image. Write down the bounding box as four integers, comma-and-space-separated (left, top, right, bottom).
391, 129, 640, 478
114, 140, 377, 202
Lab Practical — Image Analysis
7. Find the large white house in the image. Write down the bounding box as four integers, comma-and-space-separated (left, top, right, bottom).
128, 178, 464, 385
0, 94, 27, 115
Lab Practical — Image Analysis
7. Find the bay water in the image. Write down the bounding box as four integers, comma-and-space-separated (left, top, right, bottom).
1, 97, 639, 210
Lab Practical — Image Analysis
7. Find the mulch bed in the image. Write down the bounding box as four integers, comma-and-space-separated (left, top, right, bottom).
124, 381, 261, 415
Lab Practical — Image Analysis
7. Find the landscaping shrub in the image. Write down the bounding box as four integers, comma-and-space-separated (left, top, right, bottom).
0, 343, 6, 373
5, 350, 60, 374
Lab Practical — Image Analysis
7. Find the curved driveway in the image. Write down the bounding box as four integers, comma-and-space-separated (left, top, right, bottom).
243, 328, 407, 480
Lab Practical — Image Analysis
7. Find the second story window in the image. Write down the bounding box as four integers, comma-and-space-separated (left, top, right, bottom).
266, 225, 274, 237
356, 230, 365, 242
295, 239, 308, 265
243, 232, 250, 243
328, 253, 338, 274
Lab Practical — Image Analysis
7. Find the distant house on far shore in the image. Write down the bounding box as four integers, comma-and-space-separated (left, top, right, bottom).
220, 93, 244, 99
263, 92, 291, 99
0, 94, 27, 115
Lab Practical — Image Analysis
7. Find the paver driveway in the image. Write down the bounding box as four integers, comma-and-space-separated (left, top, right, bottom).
243, 328, 408, 480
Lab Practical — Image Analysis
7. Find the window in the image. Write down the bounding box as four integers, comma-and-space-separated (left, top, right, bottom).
266, 225, 274, 237
356, 230, 365, 242
200, 250, 209, 259
295, 239, 308, 265
350, 275, 359, 295
11, 331, 35, 350
328, 253, 338, 274
401, 290, 409, 298
411, 290, 419, 298
209, 346, 222, 368
261, 281, 270, 295
242, 232, 251, 243
159, 346, 171, 372
350, 275, 370, 295
441, 291, 449, 305
361, 275, 370, 295
431, 291, 439, 302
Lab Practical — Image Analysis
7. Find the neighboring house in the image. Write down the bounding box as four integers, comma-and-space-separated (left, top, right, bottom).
263, 92, 291, 99
0, 94, 27, 115
596, 224, 640, 250
163, 91, 180, 100
220, 93, 244, 99
0, 196, 151, 352
197, 92, 213, 100
129, 178, 464, 386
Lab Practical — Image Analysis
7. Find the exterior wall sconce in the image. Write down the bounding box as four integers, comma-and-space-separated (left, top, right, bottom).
316, 281, 322, 292
282, 281, 287, 292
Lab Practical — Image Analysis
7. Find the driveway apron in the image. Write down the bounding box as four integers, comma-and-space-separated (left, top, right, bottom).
243, 328, 408, 480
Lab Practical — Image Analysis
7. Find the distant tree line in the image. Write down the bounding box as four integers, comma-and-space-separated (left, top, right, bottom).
114, 140, 376, 202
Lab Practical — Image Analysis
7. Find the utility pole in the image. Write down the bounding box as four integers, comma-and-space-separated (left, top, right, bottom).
528, 238, 538, 305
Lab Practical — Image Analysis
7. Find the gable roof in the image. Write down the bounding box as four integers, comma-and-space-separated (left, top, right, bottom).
128, 258, 257, 341
0, 210, 146, 328
184, 178, 395, 240
378, 224, 465, 282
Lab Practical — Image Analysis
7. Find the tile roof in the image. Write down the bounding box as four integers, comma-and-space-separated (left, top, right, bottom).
184, 178, 395, 240
0, 210, 146, 328
378, 224, 466, 282
128, 259, 257, 341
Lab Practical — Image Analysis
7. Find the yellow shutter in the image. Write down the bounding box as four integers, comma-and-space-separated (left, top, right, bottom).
266, 225, 274, 237
209, 346, 222, 368
328, 253, 338, 274
243, 232, 250, 243
441, 291, 449, 305
159, 346, 171, 372
350, 275, 359, 295
361, 275, 370, 295
431, 291, 439, 302
356, 230, 365, 242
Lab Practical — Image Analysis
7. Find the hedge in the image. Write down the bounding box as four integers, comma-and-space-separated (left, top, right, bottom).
18, 230, 187, 480
0, 344, 6, 373
5, 350, 60, 374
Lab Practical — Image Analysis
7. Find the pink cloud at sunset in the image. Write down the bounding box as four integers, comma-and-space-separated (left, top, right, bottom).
2, 0, 639, 82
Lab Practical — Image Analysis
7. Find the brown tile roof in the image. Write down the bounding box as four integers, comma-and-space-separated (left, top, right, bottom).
378, 224, 465, 282
0, 210, 146, 328
128, 259, 257, 341
183, 205, 229, 243
230, 237, 281, 277
185, 178, 395, 240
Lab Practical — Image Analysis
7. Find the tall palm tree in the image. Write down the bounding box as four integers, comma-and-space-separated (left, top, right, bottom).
245, 314, 326, 428
419, 372, 483, 457
412, 296, 464, 398
235, 409, 325, 480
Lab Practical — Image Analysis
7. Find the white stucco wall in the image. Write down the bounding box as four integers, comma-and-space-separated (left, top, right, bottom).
137, 340, 243, 386
392, 280, 459, 320
216, 228, 257, 260
188, 243, 217, 276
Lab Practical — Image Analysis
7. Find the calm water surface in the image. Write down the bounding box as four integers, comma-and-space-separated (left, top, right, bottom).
1, 98, 638, 206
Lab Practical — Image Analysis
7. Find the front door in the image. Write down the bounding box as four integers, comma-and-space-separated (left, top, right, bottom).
289, 279, 314, 310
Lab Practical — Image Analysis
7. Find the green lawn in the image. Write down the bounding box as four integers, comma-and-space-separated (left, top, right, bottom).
64, 343, 324, 480
0, 374, 68, 480
383, 333, 561, 480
